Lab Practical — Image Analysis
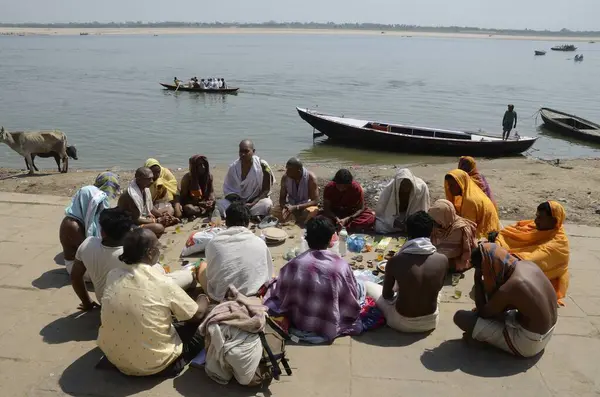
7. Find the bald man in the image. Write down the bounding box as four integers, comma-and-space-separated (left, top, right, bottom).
217, 140, 274, 220
118, 167, 166, 237
275, 157, 319, 224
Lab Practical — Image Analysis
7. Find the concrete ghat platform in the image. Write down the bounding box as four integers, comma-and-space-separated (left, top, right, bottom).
0, 192, 598, 397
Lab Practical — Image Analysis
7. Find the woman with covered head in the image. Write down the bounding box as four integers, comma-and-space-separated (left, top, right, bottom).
458, 156, 497, 207
143, 158, 182, 218
444, 169, 500, 239
375, 168, 430, 234
179, 155, 215, 218
429, 199, 477, 272
493, 201, 570, 306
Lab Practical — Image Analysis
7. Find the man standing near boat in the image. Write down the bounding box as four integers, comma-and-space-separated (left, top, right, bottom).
502, 104, 518, 140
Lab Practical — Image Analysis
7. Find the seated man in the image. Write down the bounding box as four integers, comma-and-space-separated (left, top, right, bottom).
365, 211, 447, 333
179, 155, 215, 218
323, 169, 375, 232
375, 168, 430, 233
264, 216, 363, 342
198, 201, 274, 302
117, 167, 166, 237
493, 201, 569, 306
71, 208, 133, 311
98, 228, 209, 377
429, 199, 477, 272
275, 157, 319, 224
216, 140, 274, 220
453, 243, 557, 358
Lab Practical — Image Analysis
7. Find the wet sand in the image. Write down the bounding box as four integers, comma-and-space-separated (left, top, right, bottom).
1, 157, 599, 226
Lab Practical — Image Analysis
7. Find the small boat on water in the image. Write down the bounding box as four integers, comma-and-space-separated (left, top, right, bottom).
574, 54, 584, 62
551, 44, 577, 51
159, 83, 239, 94
535, 50, 547, 56
296, 108, 537, 157
540, 108, 600, 144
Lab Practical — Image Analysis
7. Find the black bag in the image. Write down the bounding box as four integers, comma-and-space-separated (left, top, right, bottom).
249, 317, 293, 386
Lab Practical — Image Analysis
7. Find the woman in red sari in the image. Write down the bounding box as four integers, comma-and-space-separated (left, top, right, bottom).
323, 169, 375, 232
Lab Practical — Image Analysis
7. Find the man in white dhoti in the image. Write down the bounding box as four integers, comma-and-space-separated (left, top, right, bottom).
375, 168, 430, 234
216, 140, 274, 220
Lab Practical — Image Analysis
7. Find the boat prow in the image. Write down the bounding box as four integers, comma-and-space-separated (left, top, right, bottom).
296, 107, 537, 157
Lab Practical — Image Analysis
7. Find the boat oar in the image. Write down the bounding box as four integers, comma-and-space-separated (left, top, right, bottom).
175, 82, 180, 93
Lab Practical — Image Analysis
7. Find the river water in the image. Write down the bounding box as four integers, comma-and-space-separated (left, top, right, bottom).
1, 33, 600, 170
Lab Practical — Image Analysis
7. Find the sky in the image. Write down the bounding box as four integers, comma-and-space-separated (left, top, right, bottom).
0, 0, 596, 31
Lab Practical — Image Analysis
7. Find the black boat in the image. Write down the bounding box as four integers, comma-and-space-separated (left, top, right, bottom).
540, 108, 600, 144
297, 107, 537, 157
159, 83, 239, 94
535, 50, 547, 56
551, 44, 577, 51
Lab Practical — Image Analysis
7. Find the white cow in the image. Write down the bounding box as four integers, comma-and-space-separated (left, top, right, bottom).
0, 127, 70, 174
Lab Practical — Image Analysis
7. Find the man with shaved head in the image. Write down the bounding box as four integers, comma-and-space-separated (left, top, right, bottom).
275, 157, 319, 224
117, 167, 167, 237
217, 139, 274, 220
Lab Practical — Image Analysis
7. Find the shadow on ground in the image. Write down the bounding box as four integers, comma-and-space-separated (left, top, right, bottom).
352, 326, 431, 347
420, 339, 541, 377
41, 310, 100, 344
174, 367, 272, 397
54, 252, 65, 265
32, 268, 71, 290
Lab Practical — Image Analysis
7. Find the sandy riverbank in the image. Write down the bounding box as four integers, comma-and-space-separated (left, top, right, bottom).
1, 27, 599, 41
1, 157, 599, 226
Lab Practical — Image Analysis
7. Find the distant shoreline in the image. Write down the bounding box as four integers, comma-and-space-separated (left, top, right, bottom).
1, 27, 599, 41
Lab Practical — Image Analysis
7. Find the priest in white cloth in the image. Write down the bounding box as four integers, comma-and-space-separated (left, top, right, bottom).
375, 168, 430, 234
216, 140, 275, 219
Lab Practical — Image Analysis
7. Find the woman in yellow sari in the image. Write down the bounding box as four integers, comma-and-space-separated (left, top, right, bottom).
444, 169, 500, 239
496, 201, 570, 306
144, 158, 182, 218
458, 156, 497, 208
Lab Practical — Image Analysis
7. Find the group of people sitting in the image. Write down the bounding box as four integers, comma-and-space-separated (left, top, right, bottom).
56, 144, 571, 383
174, 77, 227, 89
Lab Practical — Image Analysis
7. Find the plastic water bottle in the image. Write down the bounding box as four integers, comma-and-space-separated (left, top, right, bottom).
339, 228, 348, 256
210, 208, 222, 227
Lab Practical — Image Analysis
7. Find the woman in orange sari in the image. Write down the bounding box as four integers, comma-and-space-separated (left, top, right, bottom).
496, 201, 570, 306
444, 169, 500, 239
458, 156, 497, 208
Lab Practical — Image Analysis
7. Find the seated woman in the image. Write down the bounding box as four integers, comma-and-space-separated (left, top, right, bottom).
445, 169, 500, 239
179, 155, 215, 218
429, 199, 477, 272
494, 201, 570, 306
458, 156, 497, 207
144, 158, 182, 218
264, 216, 363, 343
323, 169, 375, 232
375, 168, 430, 233
59, 185, 111, 275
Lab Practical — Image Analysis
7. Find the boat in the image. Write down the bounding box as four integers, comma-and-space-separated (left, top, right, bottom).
159, 83, 239, 94
574, 54, 584, 61
540, 108, 600, 144
535, 50, 546, 56
296, 108, 538, 157
551, 44, 577, 51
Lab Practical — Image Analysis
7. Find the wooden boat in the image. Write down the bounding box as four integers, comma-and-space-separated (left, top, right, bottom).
574, 54, 584, 62
540, 108, 600, 144
551, 44, 577, 51
535, 50, 547, 56
297, 108, 538, 157
159, 83, 239, 94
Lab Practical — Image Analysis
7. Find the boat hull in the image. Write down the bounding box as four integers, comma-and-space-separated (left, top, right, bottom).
297, 108, 537, 157
540, 108, 600, 144
160, 83, 239, 93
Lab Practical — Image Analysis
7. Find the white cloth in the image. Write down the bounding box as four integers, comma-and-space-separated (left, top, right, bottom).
399, 237, 437, 255
285, 167, 310, 205
205, 323, 263, 385
205, 226, 274, 302
223, 156, 274, 203
218, 80, 223, 89
64, 258, 91, 282
127, 180, 153, 217
375, 169, 430, 234
216, 197, 273, 218
472, 310, 556, 358
75, 237, 128, 302
152, 264, 196, 290
365, 281, 439, 333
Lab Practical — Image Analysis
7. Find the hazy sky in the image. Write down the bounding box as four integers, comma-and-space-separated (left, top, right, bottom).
0, 0, 596, 31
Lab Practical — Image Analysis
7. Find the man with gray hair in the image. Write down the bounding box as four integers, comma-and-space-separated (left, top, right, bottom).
275, 157, 319, 224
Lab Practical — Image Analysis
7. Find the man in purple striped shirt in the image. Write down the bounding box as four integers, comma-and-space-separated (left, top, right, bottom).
264, 216, 362, 342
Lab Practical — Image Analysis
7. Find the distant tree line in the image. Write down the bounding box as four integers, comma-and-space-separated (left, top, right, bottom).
0, 21, 598, 36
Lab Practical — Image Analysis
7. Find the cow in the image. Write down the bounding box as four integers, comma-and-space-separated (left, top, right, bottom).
28, 146, 78, 173
0, 127, 70, 174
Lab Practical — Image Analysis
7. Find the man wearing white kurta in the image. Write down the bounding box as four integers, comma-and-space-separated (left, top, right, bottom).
217, 140, 274, 218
